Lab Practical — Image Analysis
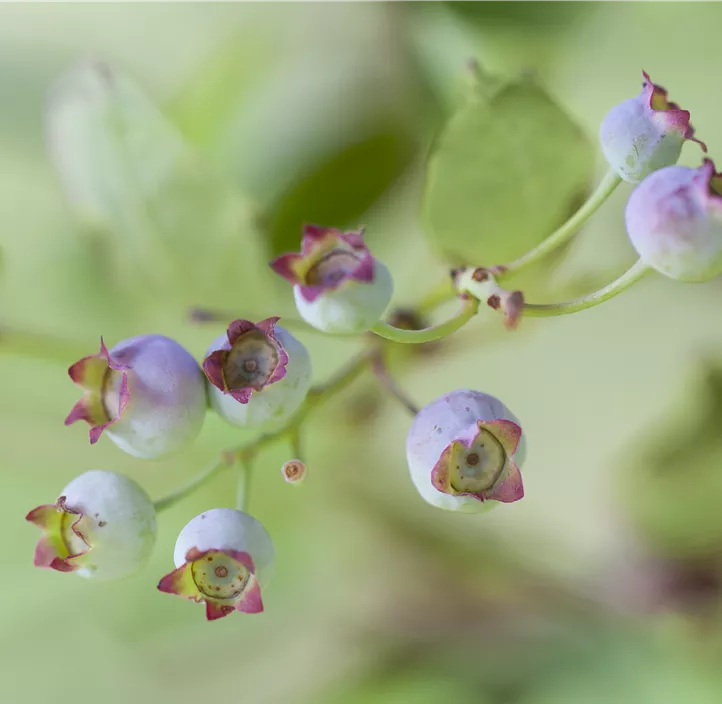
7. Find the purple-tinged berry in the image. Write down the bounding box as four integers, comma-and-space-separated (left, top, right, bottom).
157, 508, 274, 621
406, 390, 525, 513
281, 459, 306, 484
65, 335, 207, 459
600, 71, 706, 184
625, 159, 722, 282
204, 317, 312, 430
26, 470, 156, 579
270, 224, 393, 334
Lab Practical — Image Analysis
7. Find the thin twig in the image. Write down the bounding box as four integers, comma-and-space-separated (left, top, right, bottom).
370, 351, 420, 416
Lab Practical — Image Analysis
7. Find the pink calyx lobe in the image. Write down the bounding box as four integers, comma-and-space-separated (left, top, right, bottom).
269, 224, 376, 303
701, 159, 722, 204
64, 337, 131, 444
25, 497, 90, 572
203, 317, 289, 404
157, 547, 264, 621
643, 71, 707, 151
431, 419, 524, 504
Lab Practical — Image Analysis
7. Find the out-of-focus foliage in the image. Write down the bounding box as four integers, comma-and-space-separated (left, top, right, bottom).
436, 0, 594, 31
423, 72, 593, 266
4, 3, 722, 704
47, 61, 265, 308
623, 362, 722, 557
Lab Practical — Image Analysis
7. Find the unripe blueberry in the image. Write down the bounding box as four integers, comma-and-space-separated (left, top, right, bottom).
625, 160, 722, 282
157, 508, 274, 621
203, 317, 312, 430
270, 224, 393, 334
406, 390, 525, 513
65, 335, 207, 459
26, 470, 156, 579
600, 71, 706, 183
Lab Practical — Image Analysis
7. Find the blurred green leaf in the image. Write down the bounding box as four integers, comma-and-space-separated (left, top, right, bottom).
622, 362, 722, 557
266, 124, 417, 256
324, 669, 483, 704
168, 29, 281, 150
46, 61, 266, 307
423, 74, 593, 266
446, 1, 593, 28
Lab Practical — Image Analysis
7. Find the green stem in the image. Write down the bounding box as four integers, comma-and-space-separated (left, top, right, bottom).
522, 259, 650, 318
371, 296, 479, 344
232, 349, 375, 463
498, 169, 622, 280
236, 459, 254, 512
153, 455, 233, 512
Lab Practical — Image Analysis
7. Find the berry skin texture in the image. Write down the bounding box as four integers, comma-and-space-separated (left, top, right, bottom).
204, 318, 312, 430
65, 335, 207, 459
26, 470, 157, 580
625, 160, 722, 282
158, 508, 274, 621
600, 71, 706, 184
270, 224, 393, 334
406, 390, 526, 513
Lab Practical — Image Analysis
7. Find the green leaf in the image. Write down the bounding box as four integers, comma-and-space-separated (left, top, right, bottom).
423, 75, 593, 266
266, 124, 417, 257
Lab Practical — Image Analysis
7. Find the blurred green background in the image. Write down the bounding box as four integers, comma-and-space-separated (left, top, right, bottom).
4, 3, 722, 703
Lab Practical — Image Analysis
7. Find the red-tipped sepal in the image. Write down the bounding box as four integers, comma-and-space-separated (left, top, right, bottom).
600, 71, 706, 183
158, 547, 265, 622
25, 497, 89, 572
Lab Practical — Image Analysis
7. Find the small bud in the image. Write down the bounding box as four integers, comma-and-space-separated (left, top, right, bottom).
600, 71, 706, 184
270, 224, 393, 334
204, 318, 312, 430
625, 160, 722, 282
406, 390, 525, 512
157, 508, 274, 621
65, 335, 207, 459
281, 459, 306, 484
26, 470, 156, 579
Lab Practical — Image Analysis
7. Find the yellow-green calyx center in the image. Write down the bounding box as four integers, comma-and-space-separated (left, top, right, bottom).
710, 174, 722, 198
100, 368, 124, 422
305, 249, 360, 287
224, 330, 278, 391
450, 428, 506, 493
191, 552, 251, 600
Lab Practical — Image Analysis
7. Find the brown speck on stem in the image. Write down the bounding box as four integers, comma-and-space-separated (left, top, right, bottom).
471, 268, 488, 283
487, 294, 501, 310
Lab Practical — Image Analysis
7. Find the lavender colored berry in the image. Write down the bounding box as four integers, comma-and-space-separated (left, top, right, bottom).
406, 389, 526, 513
625, 160, 722, 282
600, 71, 705, 184
65, 335, 207, 459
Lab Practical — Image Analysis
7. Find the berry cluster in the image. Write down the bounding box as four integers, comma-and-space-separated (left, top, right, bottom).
26, 71, 719, 622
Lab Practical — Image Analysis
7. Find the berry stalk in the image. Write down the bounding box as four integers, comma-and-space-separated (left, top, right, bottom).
521, 258, 650, 317
370, 296, 479, 344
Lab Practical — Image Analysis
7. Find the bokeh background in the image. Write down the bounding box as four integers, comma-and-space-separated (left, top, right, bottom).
3, 3, 722, 703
